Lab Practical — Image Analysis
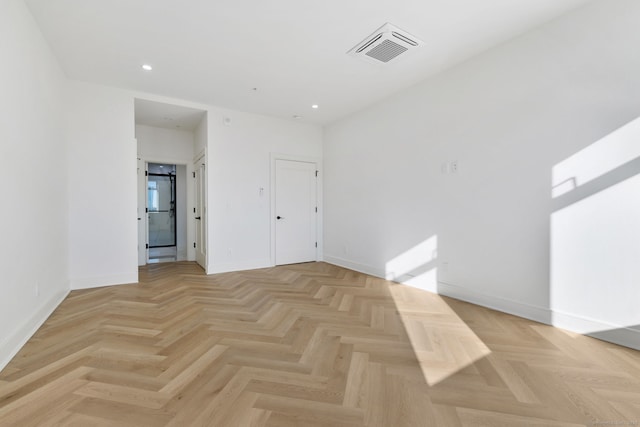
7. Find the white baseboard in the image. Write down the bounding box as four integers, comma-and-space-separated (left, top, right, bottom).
325, 256, 550, 324
323, 255, 386, 279
324, 258, 639, 350
0, 289, 69, 373
207, 259, 272, 275
552, 310, 640, 350
437, 281, 552, 324
70, 272, 138, 290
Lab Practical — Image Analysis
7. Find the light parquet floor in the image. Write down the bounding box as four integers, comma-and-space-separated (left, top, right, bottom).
1, 262, 639, 426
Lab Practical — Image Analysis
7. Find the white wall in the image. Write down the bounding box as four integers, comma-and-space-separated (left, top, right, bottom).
67, 84, 322, 281
66, 82, 138, 289
175, 164, 188, 259
136, 124, 195, 260
194, 115, 208, 158
324, 0, 640, 348
136, 124, 195, 164
135, 106, 324, 274
206, 110, 323, 273
551, 117, 640, 349
0, 0, 69, 369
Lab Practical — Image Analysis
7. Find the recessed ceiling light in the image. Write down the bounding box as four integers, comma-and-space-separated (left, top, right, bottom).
142, 64, 153, 71
311, 104, 319, 109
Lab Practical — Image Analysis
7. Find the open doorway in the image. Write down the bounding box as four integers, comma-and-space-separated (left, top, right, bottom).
135, 98, 208, 269
147, 163, 177, 262
137, 161, 190, 265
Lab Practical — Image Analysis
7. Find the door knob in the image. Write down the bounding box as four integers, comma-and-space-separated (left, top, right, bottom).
277, 216, 284, 220
195, 216, 201, 220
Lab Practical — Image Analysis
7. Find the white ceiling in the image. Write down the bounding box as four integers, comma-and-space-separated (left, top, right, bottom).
135, 99, 206, 131
25, 0, 590, 125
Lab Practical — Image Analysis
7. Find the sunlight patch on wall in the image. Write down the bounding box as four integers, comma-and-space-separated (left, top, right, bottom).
552, 117, 640, 198
385, 235, 438, 292
551, 168, 640, 339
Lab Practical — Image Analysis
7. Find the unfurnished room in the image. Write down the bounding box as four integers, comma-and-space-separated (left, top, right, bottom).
1, 0, 639, 425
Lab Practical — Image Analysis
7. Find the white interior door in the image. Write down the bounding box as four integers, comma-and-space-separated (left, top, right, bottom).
275, 159, 317, 265
194, 160, 206, 269
137, 158, 148, 266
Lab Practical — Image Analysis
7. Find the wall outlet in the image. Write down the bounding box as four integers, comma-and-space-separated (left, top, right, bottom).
450, 161, 459, 173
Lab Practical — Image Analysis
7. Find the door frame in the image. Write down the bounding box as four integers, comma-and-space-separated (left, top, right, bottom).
193, 151, 207, 271
270, 153, 323, 266
137, 157, 148, 266
137, 155, 197, 264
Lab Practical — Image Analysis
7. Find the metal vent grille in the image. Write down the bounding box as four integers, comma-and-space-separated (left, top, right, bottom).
365, 39, 408, 63
347, 23, 423, 65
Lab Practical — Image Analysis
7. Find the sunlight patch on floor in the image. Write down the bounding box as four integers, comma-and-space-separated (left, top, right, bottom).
388, 283, 491, 386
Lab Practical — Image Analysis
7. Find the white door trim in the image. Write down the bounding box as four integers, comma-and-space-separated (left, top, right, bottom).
137, 157, 148, 266
137, 155, 197, 263
270, 153, 323, 266
193, 151, 207, 271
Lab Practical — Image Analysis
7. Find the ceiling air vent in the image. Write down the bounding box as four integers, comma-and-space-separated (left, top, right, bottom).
348, 23, 423, 64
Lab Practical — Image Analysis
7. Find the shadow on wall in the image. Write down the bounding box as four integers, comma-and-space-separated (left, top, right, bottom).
382, 116, 640, 354
550, 116, 640, 350
351, 118, 640, 398
551, 117, 640, 199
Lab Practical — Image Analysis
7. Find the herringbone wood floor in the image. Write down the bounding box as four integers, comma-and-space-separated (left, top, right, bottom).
1, 262, 639, 426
